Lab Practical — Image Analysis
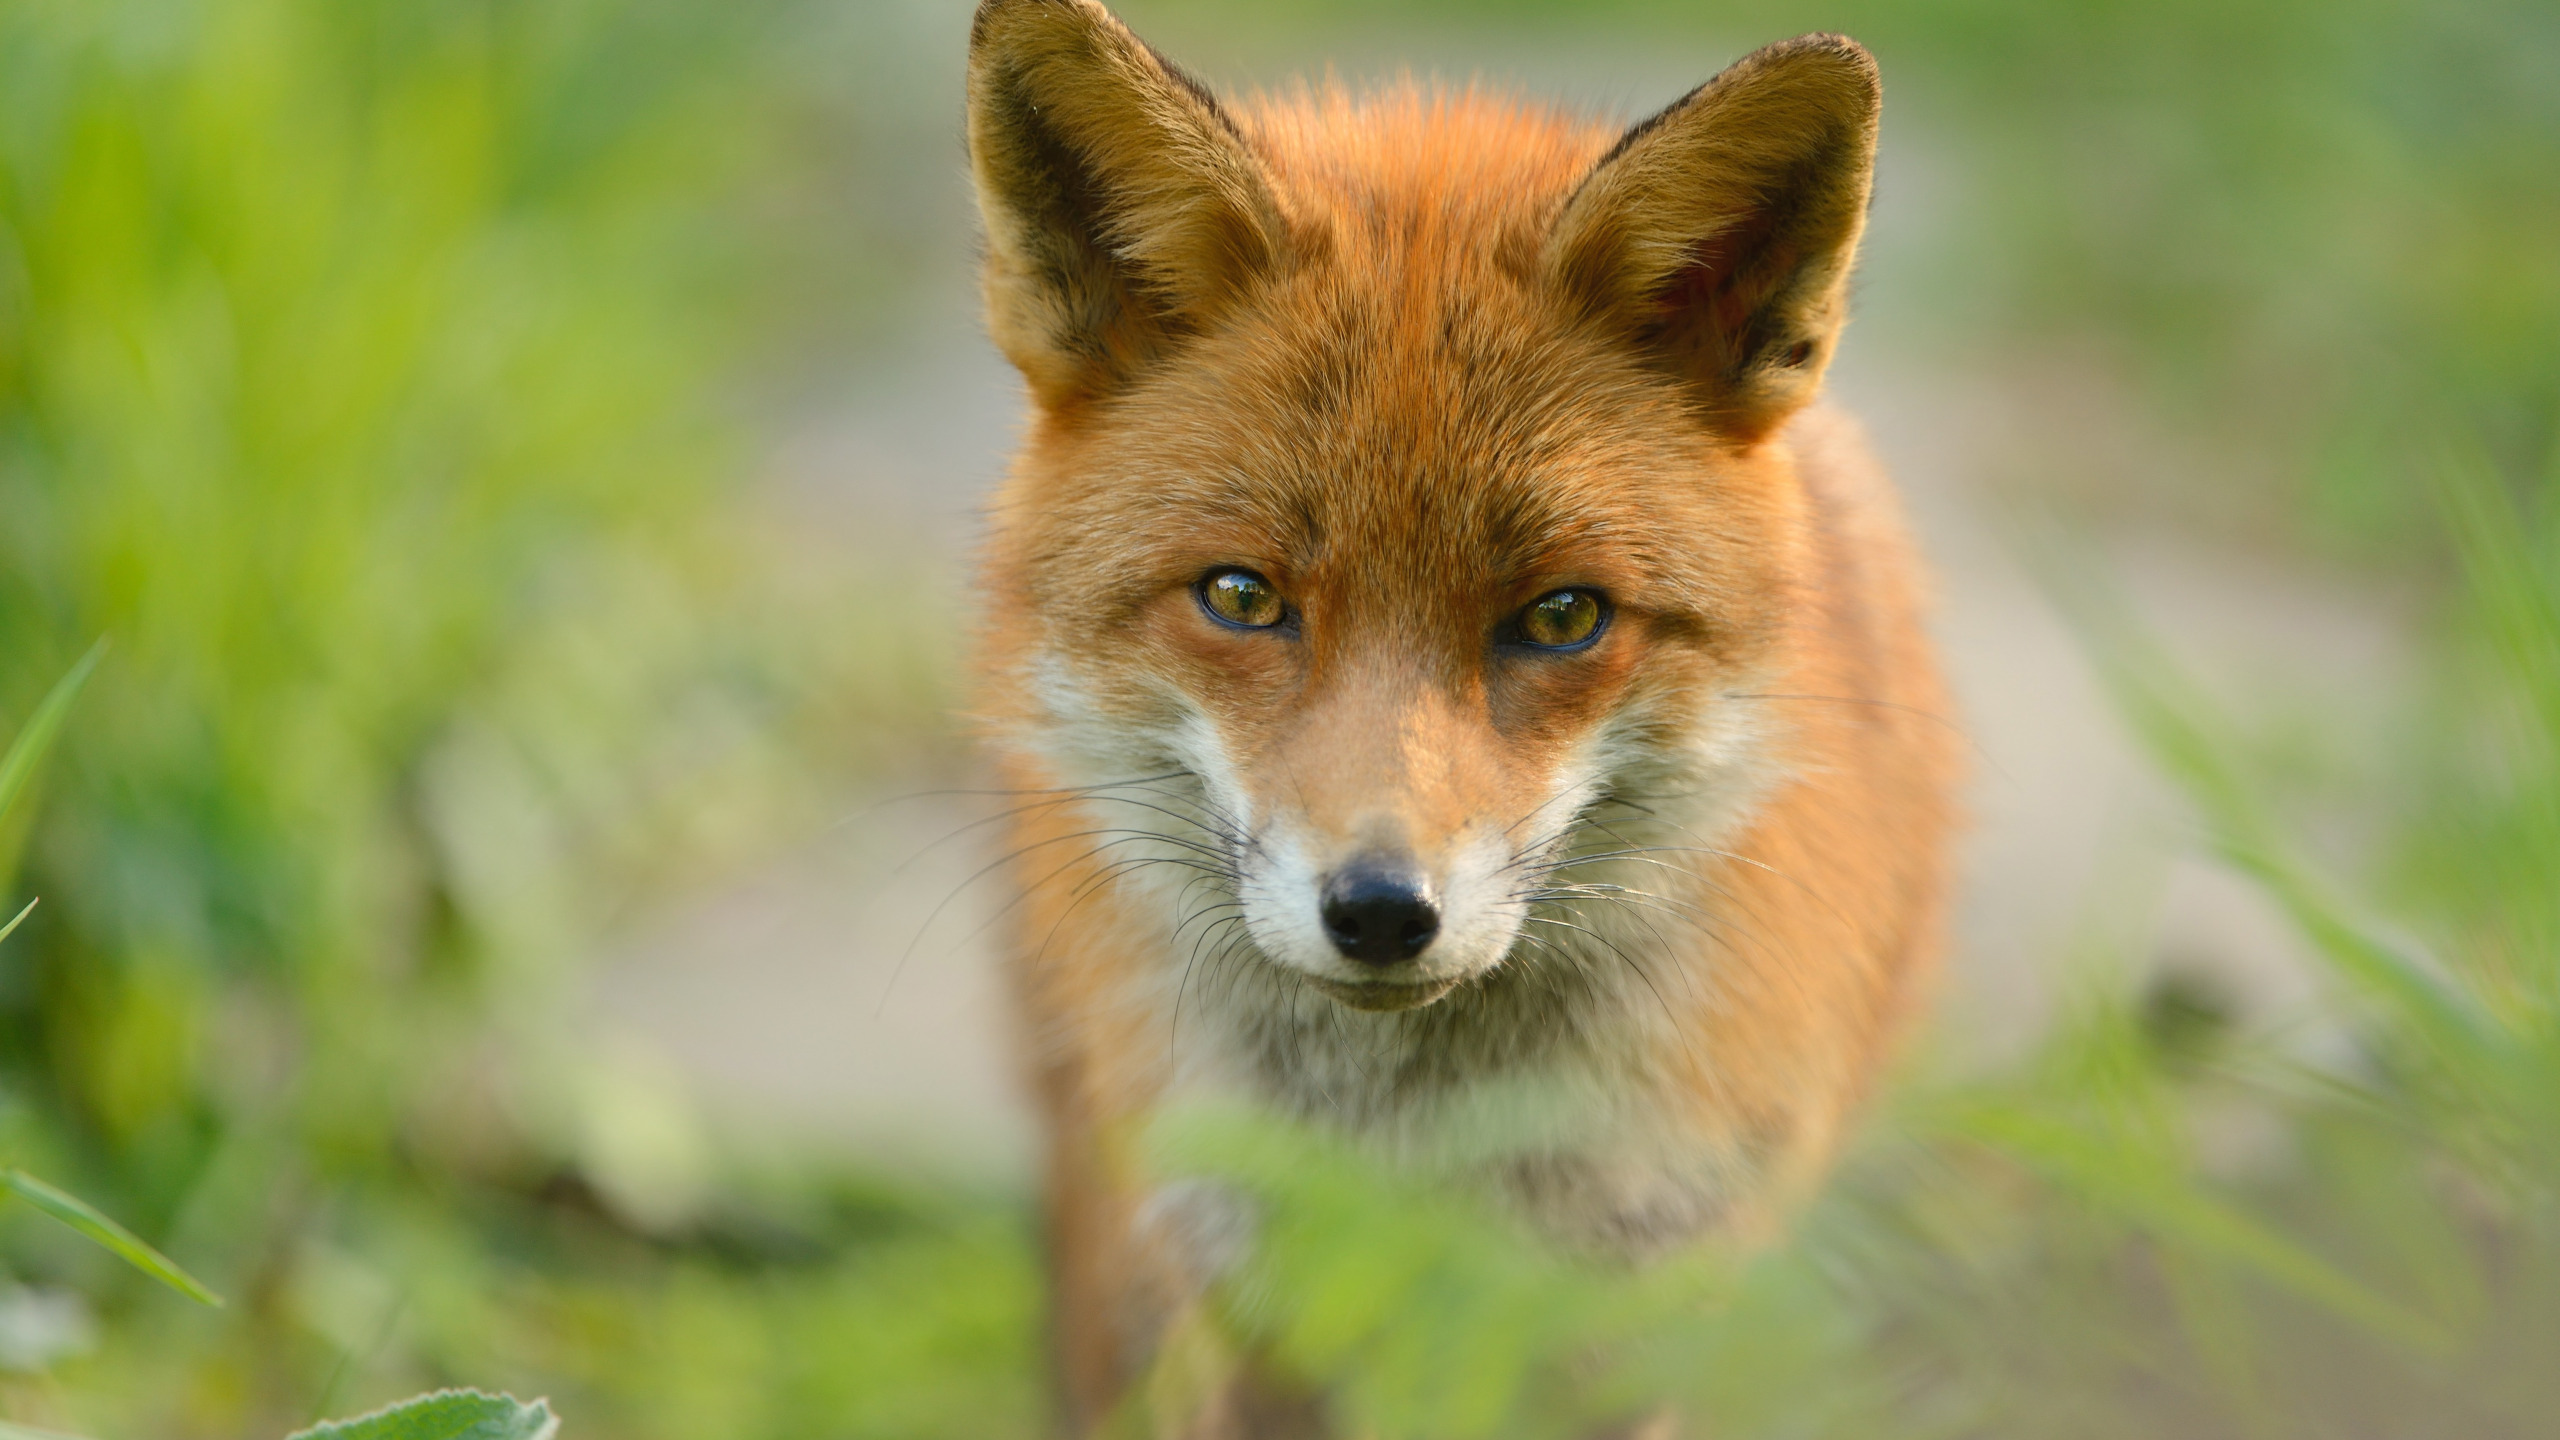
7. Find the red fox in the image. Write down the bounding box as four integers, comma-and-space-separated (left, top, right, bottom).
963, 0, 1957, 1428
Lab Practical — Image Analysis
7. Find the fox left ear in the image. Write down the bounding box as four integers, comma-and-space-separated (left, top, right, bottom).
1543, 35, 1880, 444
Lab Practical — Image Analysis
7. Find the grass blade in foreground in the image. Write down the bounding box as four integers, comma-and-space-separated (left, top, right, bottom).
0, 640, 105, 900
0, 641, 103, 832
0, 898, 33, 948
0, 1170, 221, 1307
289, 1391, 558, 1440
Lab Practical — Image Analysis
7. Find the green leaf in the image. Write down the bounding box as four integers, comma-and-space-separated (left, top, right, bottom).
0, 1169, 221, 1307
0, 640, 104, 827
0, 639, 105, 893
289, 1391, 559, 1440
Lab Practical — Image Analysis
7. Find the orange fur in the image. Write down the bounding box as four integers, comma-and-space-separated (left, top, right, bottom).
963, 3, 1958, 1431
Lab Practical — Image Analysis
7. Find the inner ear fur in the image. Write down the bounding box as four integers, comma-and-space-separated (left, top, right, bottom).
967, 0, 1286, 408
1544, 34, 1881, 444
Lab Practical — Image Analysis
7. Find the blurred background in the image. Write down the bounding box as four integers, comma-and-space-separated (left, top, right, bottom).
0, 0, 2553, 1435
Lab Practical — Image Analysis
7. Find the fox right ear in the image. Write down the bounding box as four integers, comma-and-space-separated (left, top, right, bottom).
1543, 35, 1881, 445
967, 0, 1286, 409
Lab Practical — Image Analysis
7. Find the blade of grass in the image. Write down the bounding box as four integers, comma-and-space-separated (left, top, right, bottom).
1, 1169, 222, 1307
2434, 445, 2560, 744
0, 640, 105, 827
2025, 528, 2495, 1058
1957, 1107, 2444, 1352
0, 897, 33, 947
0, 640, 105, 893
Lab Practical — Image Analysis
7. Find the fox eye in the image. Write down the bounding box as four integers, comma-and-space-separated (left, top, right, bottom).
1516, 589, 1607, 649
1198, 568, 1286, 629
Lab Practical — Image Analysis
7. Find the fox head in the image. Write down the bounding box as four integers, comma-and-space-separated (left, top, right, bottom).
967, 0, 1880, 1017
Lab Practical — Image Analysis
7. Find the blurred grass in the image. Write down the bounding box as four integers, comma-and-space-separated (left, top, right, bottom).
0, 0, 2551, 1435
0, 0, 957, 1432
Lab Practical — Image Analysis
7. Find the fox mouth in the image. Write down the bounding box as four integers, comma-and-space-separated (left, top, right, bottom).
1305, 974, 1461, 1012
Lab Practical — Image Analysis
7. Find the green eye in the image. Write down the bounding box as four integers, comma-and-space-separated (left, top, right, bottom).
1518, 589, 1605, 648
1199, 568, 1285, 628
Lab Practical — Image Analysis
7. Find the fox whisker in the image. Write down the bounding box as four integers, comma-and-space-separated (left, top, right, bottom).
872, 771, 1207, 869
1520, 881, 1723, 1010
1518, 912, 1683, 1037
1173, 911, 1254, 1065
902, 818, 1239, 996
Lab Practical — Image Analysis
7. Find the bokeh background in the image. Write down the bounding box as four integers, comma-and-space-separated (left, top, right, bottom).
0, 0, 2554, 1435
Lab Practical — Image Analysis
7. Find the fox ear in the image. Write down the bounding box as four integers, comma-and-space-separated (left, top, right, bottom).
967, 0, 1285, 408
1544, 35, 1880, 444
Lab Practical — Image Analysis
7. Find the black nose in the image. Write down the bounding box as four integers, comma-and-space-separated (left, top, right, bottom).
1320, 859, 1440, 964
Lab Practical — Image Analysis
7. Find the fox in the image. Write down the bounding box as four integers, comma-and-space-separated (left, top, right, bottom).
960, 0, 1958, 1430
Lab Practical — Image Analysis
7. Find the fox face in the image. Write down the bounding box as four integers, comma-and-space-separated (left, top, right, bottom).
969, 2, 1882, 1033
991, 253, 1807, 1014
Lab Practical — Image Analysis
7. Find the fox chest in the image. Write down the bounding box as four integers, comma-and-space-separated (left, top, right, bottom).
1150, 957, 1748, 1255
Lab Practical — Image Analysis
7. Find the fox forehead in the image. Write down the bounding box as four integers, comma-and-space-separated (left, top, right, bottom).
1008, 95, 1798, 641
1240, 81, 1618, 253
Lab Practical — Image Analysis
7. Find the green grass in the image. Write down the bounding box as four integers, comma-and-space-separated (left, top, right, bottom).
0, 0, 945, 1431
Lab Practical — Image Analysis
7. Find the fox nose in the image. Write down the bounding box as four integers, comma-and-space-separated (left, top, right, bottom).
1320, 859, 1440, 964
